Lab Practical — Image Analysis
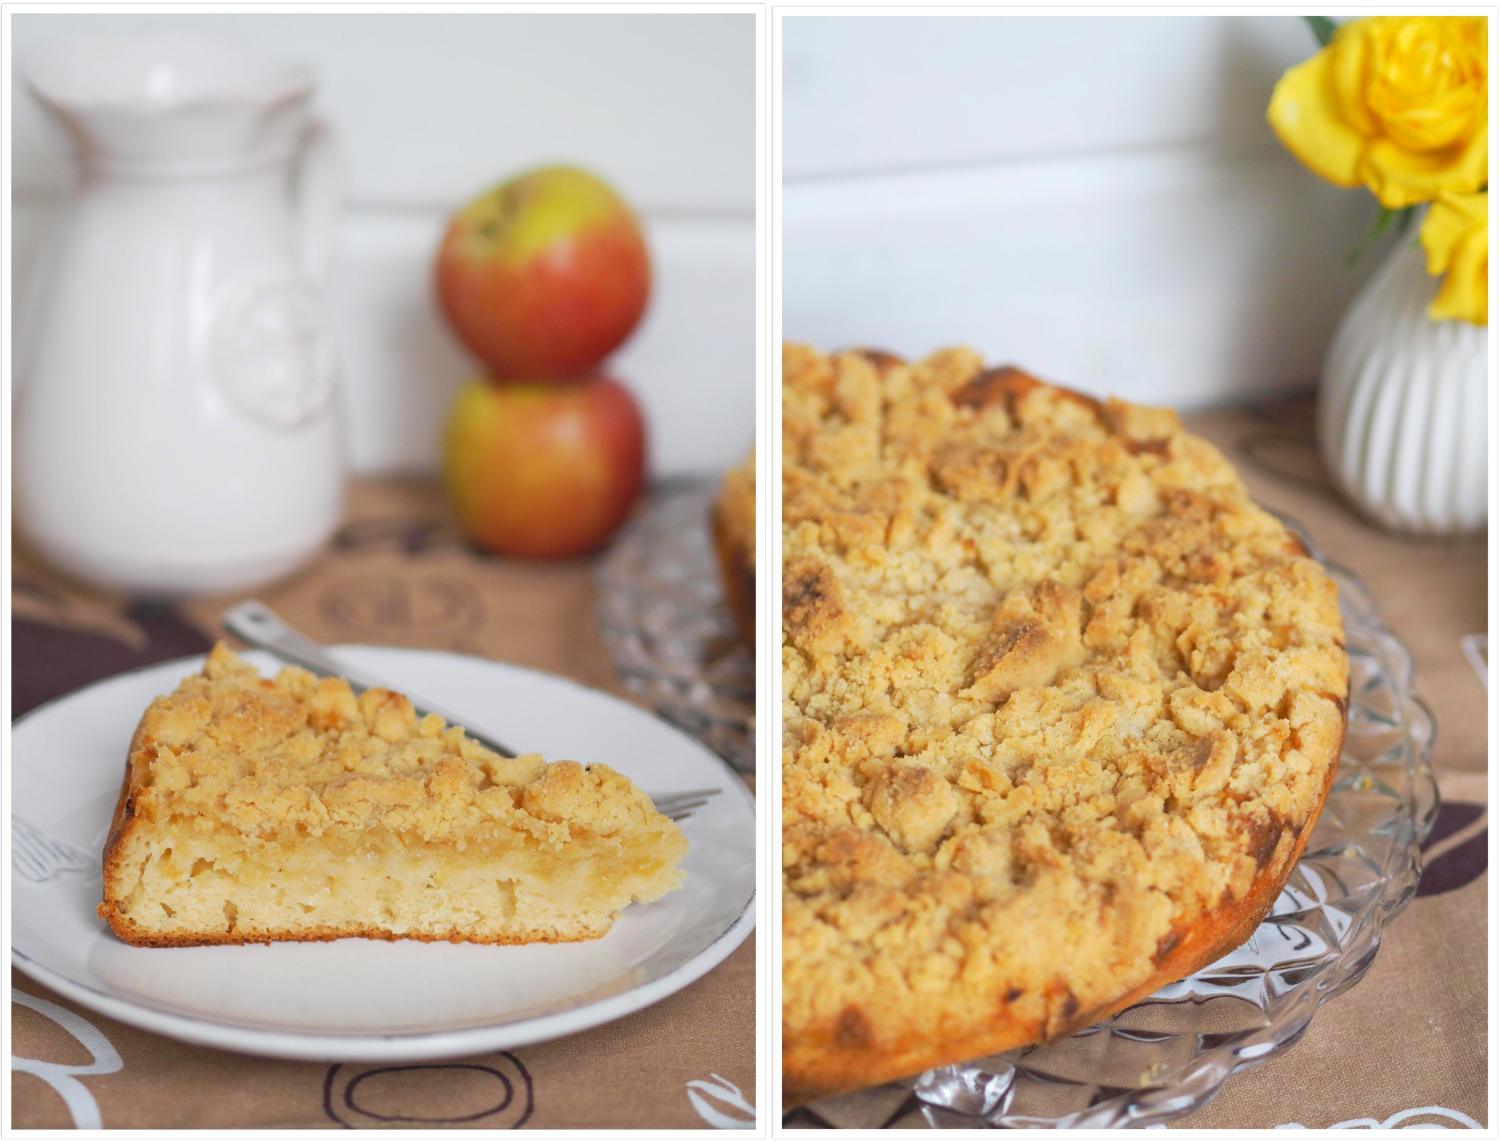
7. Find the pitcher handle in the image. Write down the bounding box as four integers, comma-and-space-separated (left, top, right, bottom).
295, 116, 342, 281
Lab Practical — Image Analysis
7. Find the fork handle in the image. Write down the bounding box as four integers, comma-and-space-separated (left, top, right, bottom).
222, 601, 350, 680
221, 601, 518, 757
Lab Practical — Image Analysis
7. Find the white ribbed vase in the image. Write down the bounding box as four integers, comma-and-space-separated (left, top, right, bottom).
1317, 236, 1487, 537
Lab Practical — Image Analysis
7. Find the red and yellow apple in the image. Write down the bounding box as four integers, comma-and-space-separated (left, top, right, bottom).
435, 166, 651, 380
443, 375, 646, 558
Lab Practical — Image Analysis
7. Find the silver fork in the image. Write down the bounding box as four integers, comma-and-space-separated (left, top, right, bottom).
12, 817, 98, 882
222, 601, 721, 822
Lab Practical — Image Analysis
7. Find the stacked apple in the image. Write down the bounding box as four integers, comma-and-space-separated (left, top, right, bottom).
435, 166, 650, 558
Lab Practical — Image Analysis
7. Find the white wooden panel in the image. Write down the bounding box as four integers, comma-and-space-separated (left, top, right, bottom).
783, 13, 1385, 405
784, 144, 1384, 408
11, 11, 756, 212
12, 199, 755, 477
784, 15, 1315, 179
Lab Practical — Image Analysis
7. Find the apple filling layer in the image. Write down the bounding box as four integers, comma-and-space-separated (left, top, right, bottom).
106, 819, 683, 944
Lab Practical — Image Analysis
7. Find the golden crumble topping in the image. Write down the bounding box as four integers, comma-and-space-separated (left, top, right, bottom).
131, 643, 670, 847
781, 345, 1347, 1097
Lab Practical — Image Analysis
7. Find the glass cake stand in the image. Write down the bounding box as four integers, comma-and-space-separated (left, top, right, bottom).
604, 486, 1434, 1126
906, 519, 1439, 1128
595, 478, 755, 774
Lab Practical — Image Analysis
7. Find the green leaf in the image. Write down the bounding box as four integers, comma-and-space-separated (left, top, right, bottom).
1346, 205, 1413, 267
1305, 16, 1338, 47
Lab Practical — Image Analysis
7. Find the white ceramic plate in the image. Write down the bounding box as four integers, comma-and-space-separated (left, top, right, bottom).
11, 647, 756, 1062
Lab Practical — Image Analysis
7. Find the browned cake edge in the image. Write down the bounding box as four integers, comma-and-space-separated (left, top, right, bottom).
782, 726, 1342, 1104
97, 708, 606, 949
712, 497, 757, 647
781, 349, 1349, 1104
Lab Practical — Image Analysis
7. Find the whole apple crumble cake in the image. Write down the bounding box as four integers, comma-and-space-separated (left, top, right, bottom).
100, 644, 687, 947
781, 345, 1347, 1101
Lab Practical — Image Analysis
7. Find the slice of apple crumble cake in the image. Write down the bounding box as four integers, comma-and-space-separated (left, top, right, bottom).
100, 644, 687, 947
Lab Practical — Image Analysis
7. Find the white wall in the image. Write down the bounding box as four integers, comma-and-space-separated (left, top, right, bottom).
11, 12, 756, 476
782, 15, 1387, 408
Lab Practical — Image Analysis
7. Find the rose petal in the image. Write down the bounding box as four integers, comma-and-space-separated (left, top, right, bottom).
1422, 193, 1488, 324
1428, 230, 1486, 324
1330, 20, 1378, 137
1268, 50, 1365, 189
1361, 122, 1488, 208
1420, 191, 1486, 273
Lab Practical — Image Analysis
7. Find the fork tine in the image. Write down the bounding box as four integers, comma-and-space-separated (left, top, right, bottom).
661, 798, 711, 818
650, 788, 722, 813
15, 820, 51, 856
13, 826, 55, 881
656, 801, 712, 820
12, 818, 97, 882
650, 788, 720, 802
13, 834, 45, 880
23, 820, 88, 862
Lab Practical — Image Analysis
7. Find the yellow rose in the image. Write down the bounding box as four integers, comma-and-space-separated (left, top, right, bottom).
1268, 16, 1487, 209
1420, 191, 1488, 324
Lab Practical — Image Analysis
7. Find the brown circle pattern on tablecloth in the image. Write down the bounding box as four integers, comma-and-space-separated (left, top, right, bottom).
322, 1056, 533, 1128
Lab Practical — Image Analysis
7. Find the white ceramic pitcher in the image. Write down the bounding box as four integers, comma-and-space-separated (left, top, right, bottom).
16, 32, 345, 596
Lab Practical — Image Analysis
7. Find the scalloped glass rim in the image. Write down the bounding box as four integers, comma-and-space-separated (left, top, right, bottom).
911, 516, 1440, 1128
594, 478, 755, 773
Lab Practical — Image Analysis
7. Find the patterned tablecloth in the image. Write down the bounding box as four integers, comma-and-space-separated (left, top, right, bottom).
785, 398, 1488, 1131
10, 480, 757, 1130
